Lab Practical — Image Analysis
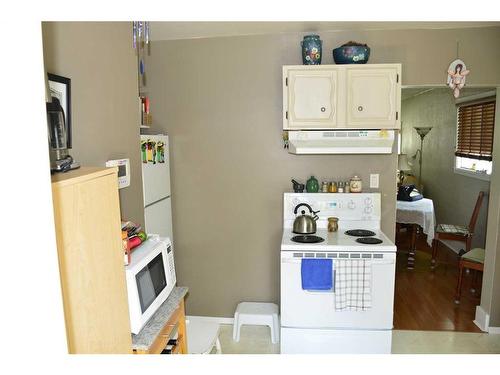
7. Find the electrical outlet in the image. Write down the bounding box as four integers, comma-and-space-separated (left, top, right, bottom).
370, 174, 379, 189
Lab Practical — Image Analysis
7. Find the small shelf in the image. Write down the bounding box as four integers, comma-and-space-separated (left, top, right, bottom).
140, 125, 150, 129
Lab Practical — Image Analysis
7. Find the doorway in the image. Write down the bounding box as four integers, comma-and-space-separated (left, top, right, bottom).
393, 86, 496, 332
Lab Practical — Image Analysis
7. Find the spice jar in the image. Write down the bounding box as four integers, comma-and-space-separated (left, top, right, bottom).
349, 175, 363, 193
328, 217, 339, 232
322, 181, 328, 193
344, 181, 351, 193
328, 181, 337, 193
337, 181, 344, 193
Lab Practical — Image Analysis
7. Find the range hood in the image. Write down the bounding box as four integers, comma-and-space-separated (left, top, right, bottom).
287, 130, 395, 155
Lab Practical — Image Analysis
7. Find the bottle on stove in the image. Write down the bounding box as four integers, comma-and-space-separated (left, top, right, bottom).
328, 217, 338, 232
321, 181, 328, 192
306, 176, 319, 193
328, 181, 337, 193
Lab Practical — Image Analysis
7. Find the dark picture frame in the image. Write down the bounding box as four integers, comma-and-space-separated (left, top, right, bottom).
47, 73, 72, 148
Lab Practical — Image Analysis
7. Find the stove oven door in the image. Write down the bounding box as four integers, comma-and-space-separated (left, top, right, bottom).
280, 250, 395, 330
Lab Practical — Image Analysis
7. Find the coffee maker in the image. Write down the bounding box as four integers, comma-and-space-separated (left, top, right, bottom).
46, 97, 80, 172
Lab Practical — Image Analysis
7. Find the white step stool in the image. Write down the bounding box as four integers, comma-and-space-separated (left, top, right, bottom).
232, 302, 279, 344
186, 318, 222, 354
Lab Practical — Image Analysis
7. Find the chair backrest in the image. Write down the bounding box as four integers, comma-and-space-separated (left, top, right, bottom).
468, 191, 485, 233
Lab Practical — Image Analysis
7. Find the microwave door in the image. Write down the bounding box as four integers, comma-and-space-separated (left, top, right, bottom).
136, 253, 167, 313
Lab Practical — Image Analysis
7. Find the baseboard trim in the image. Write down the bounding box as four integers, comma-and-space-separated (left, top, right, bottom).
474, 305, 490, 332
186, 315, 234, 325
488, 326, 500, 334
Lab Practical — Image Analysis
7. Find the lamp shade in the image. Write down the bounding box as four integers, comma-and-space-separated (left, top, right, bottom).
398, 154, 412, 171
414, 127, 433, 139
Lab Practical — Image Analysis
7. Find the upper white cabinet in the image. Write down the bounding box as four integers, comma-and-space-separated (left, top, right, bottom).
283, 64, 401, 130
346, 67, 399, 128
286, 69, 338, 129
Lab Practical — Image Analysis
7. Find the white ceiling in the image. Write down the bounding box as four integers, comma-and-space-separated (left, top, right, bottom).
150, 21, 500, 41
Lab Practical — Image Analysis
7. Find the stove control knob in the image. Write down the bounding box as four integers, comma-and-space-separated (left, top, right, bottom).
364, 197, 372, 205
364, 206, 372, 214
348, 200, 356, 209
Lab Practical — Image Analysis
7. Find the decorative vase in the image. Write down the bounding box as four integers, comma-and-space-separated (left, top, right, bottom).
301, 35, 322, 65
306, 176, 319, 193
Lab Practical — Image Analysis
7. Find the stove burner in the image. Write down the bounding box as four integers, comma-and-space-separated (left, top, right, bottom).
291, 235, 325, 244
345, 229, 376, 237
356, 237, 383, 245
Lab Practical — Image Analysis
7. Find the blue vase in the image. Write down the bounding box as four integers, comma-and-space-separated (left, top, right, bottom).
301, 35, 322, 65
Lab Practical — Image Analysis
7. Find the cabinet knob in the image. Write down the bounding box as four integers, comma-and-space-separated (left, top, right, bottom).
358, 106, 363, 111
321, 107, 326, 112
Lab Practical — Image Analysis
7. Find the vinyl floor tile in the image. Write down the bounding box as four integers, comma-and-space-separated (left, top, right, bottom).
217, 325, 500, 354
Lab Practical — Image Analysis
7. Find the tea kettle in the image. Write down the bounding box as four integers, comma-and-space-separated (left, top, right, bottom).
293, 203, 320, 234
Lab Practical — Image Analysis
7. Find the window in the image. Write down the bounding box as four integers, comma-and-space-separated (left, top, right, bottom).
455, 97, 496, 179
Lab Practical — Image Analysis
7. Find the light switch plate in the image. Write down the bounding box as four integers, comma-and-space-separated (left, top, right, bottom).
370, 174, 379, 189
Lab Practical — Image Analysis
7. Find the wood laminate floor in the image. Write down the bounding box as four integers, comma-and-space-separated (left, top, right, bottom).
394, 228, 482, 332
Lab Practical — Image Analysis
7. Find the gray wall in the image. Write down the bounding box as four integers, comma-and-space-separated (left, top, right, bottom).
42, 22, 144, 225
401, 88, 491, 252
146, 34, 398, 317
41, 22, 500, 324
145, 26, 500, 317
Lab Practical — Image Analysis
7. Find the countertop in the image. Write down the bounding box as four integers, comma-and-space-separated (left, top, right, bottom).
131, 286, 189, 351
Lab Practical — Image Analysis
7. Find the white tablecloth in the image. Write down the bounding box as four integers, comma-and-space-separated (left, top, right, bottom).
396, 198, 436, 247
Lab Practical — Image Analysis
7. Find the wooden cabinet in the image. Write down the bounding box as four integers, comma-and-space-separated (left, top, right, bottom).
346, 67, 399, 128
133, 298, 188, 354
285, 68, 338, 129
51, 167, 132, 354
283, 64, 401, 130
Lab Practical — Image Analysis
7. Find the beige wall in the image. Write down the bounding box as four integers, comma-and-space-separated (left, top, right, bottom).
147, 34, 398, 315
401, 88, 491, 252
41, 22, 500, 320
42, 22, 144, 225
146, 26, 500, 318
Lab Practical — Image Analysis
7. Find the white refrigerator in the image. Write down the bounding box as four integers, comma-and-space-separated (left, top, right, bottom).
140, 134, 173, 242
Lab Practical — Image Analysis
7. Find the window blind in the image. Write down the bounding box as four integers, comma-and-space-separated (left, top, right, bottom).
455, 99, 496, 161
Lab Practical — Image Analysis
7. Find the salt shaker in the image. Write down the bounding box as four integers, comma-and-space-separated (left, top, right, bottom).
337, 181, 344, 193
345, 181, 351, 193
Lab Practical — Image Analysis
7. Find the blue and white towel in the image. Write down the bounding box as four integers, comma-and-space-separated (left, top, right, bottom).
334, 260, 372, 311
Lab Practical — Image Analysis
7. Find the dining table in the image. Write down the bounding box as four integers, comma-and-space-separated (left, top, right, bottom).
396, 198, 436, 269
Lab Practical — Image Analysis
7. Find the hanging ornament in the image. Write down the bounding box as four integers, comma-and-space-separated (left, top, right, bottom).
446, 41, 470, 98
132, 21, 150, 51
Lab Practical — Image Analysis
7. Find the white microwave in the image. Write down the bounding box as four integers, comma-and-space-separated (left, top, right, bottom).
125, 235, 176, 334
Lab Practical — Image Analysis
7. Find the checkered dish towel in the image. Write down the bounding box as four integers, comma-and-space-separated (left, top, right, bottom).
334, 260, 372, 311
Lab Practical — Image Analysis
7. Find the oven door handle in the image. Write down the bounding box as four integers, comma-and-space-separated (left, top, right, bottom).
281, 258, 308, 263
281, 258, 395, 265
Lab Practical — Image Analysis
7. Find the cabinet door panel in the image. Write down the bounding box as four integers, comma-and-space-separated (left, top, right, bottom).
52, 171, 132, 353
347, 68, 398, 128
287, 70, 337, 129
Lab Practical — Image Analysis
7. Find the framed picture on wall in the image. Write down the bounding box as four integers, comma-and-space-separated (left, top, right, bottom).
47, 73, 72, 148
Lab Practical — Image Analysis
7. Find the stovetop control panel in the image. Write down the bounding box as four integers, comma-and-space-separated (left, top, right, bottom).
284, 193, 381, 224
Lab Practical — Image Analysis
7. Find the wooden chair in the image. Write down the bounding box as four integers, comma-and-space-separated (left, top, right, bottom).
431, 191, 485, 268
455, 248, 485, 304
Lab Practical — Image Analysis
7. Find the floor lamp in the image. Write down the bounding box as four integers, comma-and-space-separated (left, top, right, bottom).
412, 127, 433, 192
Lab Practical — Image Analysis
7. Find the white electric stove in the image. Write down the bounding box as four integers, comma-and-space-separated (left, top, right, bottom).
280, 193, 397, 354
